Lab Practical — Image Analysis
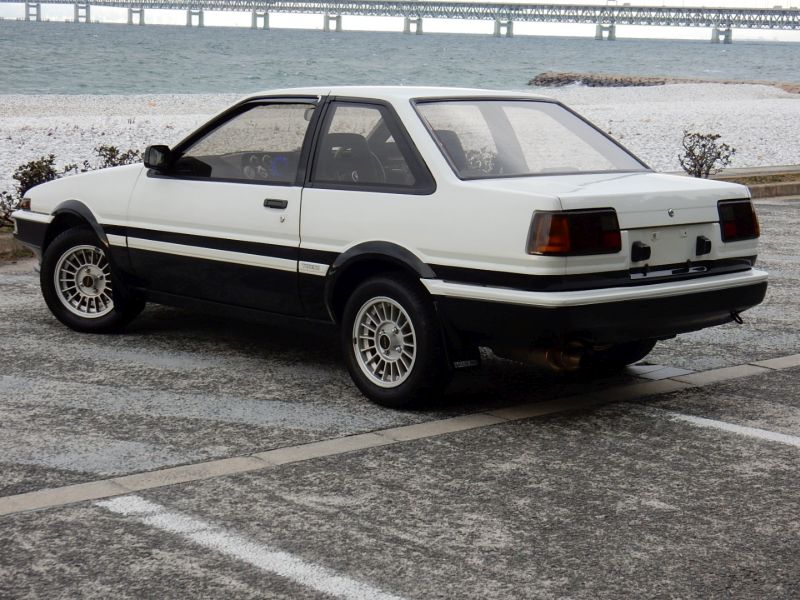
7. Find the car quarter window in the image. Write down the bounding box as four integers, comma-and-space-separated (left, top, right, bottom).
173, 103, 315, 184
310, 101, 430, 191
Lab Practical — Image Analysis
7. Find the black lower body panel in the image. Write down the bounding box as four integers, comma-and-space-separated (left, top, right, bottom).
12, 216, 47, 260
434, 281, 768, 347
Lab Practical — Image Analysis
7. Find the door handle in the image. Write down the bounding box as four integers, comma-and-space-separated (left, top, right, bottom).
263, 198, 288, 209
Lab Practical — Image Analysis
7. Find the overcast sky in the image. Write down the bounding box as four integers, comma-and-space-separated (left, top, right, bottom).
2, 1, 799, 42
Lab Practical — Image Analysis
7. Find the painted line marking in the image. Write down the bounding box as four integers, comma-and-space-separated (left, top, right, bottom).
1, 351, 798, 518
97, 496, 405, 600
665, 412, 800, 448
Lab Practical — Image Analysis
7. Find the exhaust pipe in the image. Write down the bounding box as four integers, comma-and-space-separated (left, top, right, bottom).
493, 341, 585, 373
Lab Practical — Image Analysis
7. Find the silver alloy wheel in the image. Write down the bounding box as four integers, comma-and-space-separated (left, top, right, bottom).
53, 244, 114, 319
352, 296, 417, 388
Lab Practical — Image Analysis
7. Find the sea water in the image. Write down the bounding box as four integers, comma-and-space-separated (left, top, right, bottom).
1, 20, 799, 94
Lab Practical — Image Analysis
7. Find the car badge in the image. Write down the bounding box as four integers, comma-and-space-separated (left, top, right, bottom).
668, 208, 675, 217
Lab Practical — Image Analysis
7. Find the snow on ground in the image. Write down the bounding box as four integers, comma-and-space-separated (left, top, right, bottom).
1, 84, 799, 193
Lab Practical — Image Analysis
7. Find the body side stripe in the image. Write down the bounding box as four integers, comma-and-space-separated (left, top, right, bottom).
127, 238, 297, 272
102, 225, 298, 261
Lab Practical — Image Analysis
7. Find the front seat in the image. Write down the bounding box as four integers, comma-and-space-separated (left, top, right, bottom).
315, 132, 385, 184
434, 129, 468, 173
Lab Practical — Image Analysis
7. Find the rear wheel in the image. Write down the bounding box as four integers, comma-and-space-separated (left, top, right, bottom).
41, 226, 144, 333
584, 339, 658, 372
342, 274, 451, 408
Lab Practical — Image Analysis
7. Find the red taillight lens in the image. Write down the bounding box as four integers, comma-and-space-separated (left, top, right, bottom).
718, 200, 760, 242
528, 209, 621, 256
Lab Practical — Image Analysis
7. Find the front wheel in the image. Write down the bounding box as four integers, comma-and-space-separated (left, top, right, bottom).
341, 275, 451, 409
41, 226, 144, 333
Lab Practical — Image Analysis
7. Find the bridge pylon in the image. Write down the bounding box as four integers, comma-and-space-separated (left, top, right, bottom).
73, 2, 90, 23
186, 8, 204, 27
323, 13, 342, 32
24, 2, 41, 22
494, 18, 513, 37
403, 15, 423, 34
595, 22, 616, 40
252, 9, 269, 29
711, 27, 733, 44
127, 7, 144, 25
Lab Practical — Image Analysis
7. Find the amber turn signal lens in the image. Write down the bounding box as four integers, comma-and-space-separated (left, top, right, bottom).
718, 199, 760, 242
530, 213, 571, 254
20, 197, 31, 210
528, 209, 621, 256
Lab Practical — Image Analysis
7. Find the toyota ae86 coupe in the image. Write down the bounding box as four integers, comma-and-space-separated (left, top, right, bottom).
13, 87, 767, 408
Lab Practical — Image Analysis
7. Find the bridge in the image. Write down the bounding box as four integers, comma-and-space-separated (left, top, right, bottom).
5, 0, 800, 42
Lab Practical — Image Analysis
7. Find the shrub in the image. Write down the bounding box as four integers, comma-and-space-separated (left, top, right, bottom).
678, 131, 736, 178
94, 145, 142, 168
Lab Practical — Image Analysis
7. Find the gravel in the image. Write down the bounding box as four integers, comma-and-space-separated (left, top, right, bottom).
1, 83, 799, 192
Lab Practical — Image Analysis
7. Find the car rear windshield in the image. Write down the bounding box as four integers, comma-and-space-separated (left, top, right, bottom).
415, 99, 648, 179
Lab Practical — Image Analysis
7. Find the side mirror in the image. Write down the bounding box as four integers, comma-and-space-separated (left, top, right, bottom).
143, 145, 171, 170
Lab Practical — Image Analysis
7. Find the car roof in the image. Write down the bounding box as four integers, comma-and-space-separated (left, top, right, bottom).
247, 86, 552, 103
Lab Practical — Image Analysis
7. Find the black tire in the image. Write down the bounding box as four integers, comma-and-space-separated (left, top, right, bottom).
341, 274, 452, 409
583, 339, 658, 372
40, 226, 144, 333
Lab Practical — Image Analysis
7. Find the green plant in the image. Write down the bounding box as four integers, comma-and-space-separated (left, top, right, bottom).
0, 191, 17, 228
94, 145, 142, 168
678, 131, 736, 178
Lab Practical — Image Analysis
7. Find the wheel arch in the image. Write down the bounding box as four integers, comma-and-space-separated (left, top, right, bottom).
324, 241, 436, 323
44, 200, 108, 251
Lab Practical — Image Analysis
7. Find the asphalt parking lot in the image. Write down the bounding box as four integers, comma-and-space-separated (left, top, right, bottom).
1, 198, 798, 599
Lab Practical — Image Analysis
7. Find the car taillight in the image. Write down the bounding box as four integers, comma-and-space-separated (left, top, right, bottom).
718, 200, 760, 242
528, 209, 621, 256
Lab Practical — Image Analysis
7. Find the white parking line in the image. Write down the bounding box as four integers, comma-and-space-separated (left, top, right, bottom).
666, 412, 800, 448
97, 496, 405, 600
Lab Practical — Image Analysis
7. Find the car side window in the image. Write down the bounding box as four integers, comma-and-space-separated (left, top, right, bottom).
310, 102, 427, 190
173, 103, 315, 184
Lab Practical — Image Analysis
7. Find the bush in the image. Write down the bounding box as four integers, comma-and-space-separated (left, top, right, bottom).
678, 131, 736, 178
94, 145, 142, 168
0, 191, 17, 228
0, 146, 141, 227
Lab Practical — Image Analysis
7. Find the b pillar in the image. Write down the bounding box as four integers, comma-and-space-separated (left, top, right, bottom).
74, 2, 90, 23
403, 15, 423, 34
251, 10, 269, 29
127, 7, 144, 25
493, 19, 513, 37
323, 13, 342, 32
24, 2, 41, 21
595, 23, 616, 40
187, 9, 204, 27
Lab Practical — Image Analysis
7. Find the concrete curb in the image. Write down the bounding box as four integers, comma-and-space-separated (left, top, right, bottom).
746, 181, 800, 199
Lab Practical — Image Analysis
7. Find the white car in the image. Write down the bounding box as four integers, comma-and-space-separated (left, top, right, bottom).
13, 86, 767, 408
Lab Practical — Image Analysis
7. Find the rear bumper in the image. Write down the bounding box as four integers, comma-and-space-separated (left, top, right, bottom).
426, 269, 768, 346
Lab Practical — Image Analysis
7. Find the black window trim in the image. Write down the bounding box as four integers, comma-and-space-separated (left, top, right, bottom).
411, 95, 652, 181
148, 95, 323, 188
304, 96, 437, 196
